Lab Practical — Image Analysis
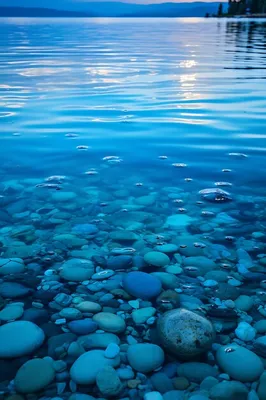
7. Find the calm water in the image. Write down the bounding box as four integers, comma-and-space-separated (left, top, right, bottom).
1, 18, 266, 185
1, 17, 266, 398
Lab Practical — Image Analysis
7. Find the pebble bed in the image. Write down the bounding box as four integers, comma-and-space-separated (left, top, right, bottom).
0, 153, 266, 400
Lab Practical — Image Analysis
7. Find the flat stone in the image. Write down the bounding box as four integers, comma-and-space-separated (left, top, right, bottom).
0, 282, 31, 298
0, 258, 25, 275
59, 308, 82, 320
144, 252, 170, 267
0, 304, 24, 321
75, 301, 102, 313
165, 214, 193, 229
0, 321, 45, 358
92, 312, 126, 333
68, 319, 98, 335
127, 343, 164, 373
107, 255, 132, 271
209, 381, 248, 400
78, 332, 120, 349
15, 358, 55, 393
177, 362, 218, 383
70, 349, 120, 384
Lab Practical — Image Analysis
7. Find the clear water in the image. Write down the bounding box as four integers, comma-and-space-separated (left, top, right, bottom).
1, 16, 266, 397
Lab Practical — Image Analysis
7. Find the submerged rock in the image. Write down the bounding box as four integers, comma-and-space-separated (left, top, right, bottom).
216, 344, 263, 382
14, 358, 55, 393
199, 188, 232, 203
0, 321, 45, 358
127, 343, 165, 373
157, 308, 215, 359
70, 350, 120, 384
123, 271, 162, 300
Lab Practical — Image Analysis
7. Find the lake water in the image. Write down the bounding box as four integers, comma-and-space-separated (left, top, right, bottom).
1, 17, 266, 398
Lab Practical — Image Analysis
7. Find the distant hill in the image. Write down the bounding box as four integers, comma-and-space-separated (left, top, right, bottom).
0, 1, 227, 17
0, 6, 93, 17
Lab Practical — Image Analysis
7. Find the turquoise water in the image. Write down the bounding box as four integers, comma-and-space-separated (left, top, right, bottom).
1, 17, 266, 399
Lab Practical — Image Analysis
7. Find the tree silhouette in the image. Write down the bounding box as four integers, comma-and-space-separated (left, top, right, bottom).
217, 2, 224, 15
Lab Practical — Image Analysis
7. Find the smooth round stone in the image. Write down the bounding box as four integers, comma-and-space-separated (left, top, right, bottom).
104, 342, 120, 359
92, 270, 114, 280
152, 272, 179, 290
59, 308, 82, 320
132, 307, 156, 324
216, 344, 264, 382
0, 282, 31, 298
177, 362, 218, 383
234, 295, 254, 312
68, 319, 98, 335
254, 320, 266, 334
92, 312, 126, 333
235, 322, 256, 342
60, 267, 93, 282
144, 251, 170, 267
77, 332, 120, 349
107, 256, 132, 271
109, 231, 139, 243
0, 321, 45, 358
0, 304, 24, 321
183, 256, 216, 275
0, 258, 25, 275
75, 301, 102, 313
166, 265, 182, 275
69, 395, 96, 400
155, 244, 178, 254
123, 271, 162, 300
157, 308, 215, 359
165, 214, 193, 229
52, 191, 77, 201
70, 350, 120, 384
15, 358, 55, 393
144, 392, 163, 400
209, 381, 248, 400
96, 366, 122, 397
127, 343, 164, 373
117, 367, 134, 380
72, 224, 98, 235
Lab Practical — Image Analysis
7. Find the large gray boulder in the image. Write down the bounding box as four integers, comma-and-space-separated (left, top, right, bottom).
157, 308, 215, 359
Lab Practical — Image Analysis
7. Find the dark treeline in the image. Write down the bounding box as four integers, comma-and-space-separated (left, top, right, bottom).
228, 0, 266, 15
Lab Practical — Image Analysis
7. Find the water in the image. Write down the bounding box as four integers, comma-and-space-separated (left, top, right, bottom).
1, 17, 266, 398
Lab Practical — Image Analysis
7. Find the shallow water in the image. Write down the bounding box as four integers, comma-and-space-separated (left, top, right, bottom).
1, 16, 266, 399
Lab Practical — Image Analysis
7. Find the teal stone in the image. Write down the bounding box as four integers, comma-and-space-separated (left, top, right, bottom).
155, 244, 178, 254
127, 343, 164, 373
52, 191, 77, 201
15, 358, 55, 393
92, 312, 126, 333
70, 350, 120, 384
151, 272, 179, 289
216, 344, 264, 382
0, 321, 45, 358
132, 307, 156, 324
77, 332, 120, 349
209, 381, 248, 400
144, 251, 170, 267
177, 362, 218, 383
0, 258, 25, 275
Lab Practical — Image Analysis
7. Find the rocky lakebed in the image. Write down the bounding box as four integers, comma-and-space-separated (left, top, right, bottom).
0, 154, 266, 400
